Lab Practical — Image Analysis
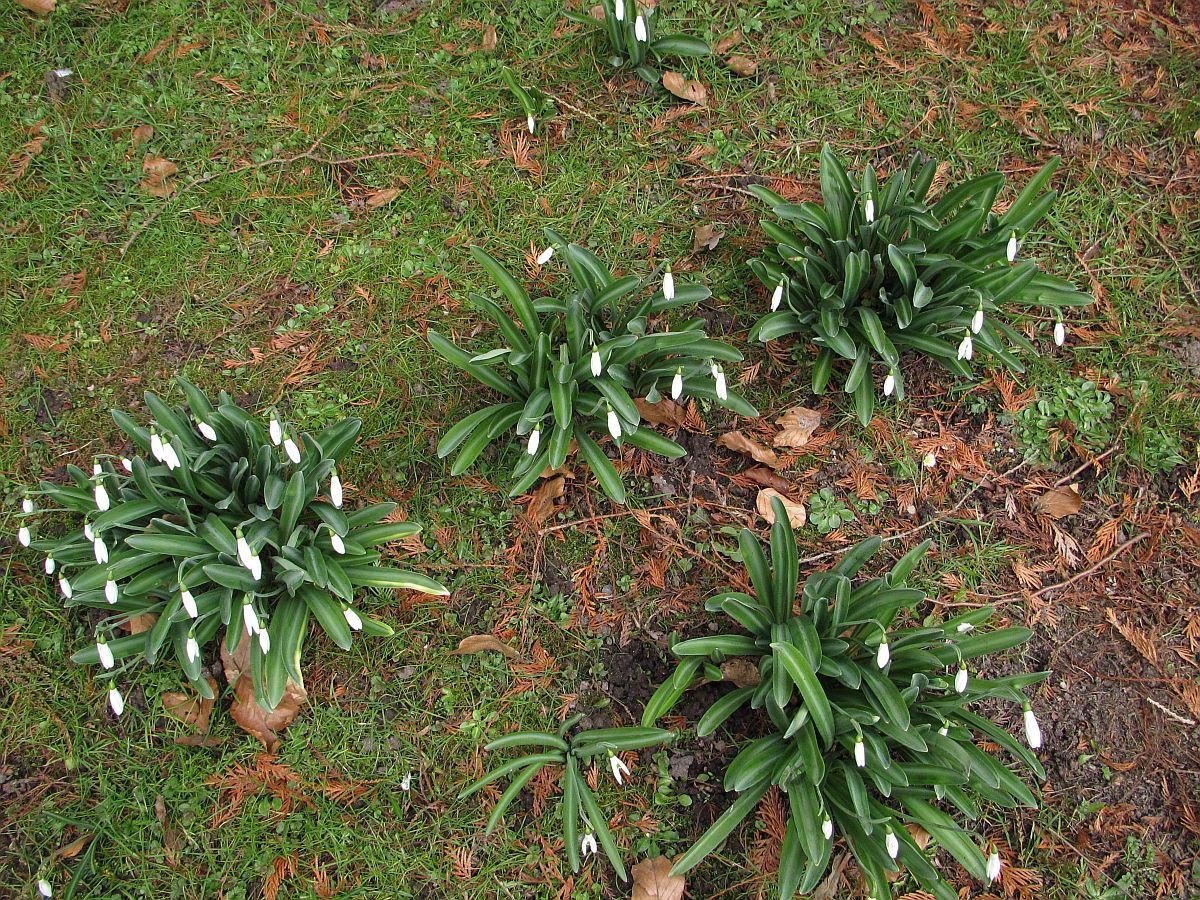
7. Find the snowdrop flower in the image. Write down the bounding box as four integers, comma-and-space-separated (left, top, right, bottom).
954, 665, 969, 693
986, 850, 1002, 882
59, 577, 73, 599
269, 415, 283, 446
712, 364, 728, 401
150, 428, 165, 462
83, 521, 94, 541
283, 433, 301, 464
957, 330, 974, 361
527, 114, 536, 135
956, 621, 975, 633
1006, 231, 1018, 262
922, 452, 937, 469
608, 753, 631, 786
580, 833, 598, 857
853, 735, 866, 768
634, 14, 647, 41
400, 771, 413, 791
526, 426, 541, 456
242, 598, 261, 635
94, 478, 110, 512
44, 555, 55, 575
258, 628, 271, 654
613, 0, 624, 21
186, 632, 200, 663
181, 588, 197, 619
663, 265, 675, 301
105, 578, 118, 605
536, 246, 555, 266
94, 537, 109, 565
865, 195, 875, 223
607, 406, 622, 441
770, 279, 784, 312
38, 878, 52, 898
883, 371, 896, 397
876, 635, 890, 668
108, 687, 124, 716
343, 605, 363, 631
671, 368, 683, 401
590, 346, 603, 377
1053, 320, 1066, 347
161, 441, 181, 471
236, 530, 253, 570
197, 419, 217, 441
22, 497, 34, 514
938, 724, 950, 737
885, 828, 899, 859
330, 471, 343, 508
1023, 703, 1043, 749
330, 532, 346, 555
97, 637, 115, 670
247, 551, 262, 582
17, 525, 30, 548
822, 817, 834, 840
121, 457, 133, 473
971, 303, 985, 335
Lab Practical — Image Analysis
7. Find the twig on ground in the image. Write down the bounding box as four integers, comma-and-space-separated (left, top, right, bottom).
1054, 445, 1118, 486
1029, 532, 1150, 598
1146, 696, 1196, 726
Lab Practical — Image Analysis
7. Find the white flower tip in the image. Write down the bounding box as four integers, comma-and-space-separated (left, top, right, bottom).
526, 427, 540, 456
104, 580, 118, 605
971, 308, 985, 334
1007, 233, 1019, 262
854, 739, 866, 768
634, 15, 647, 40
187, 636, 200, 663
108, 687, 124, 716
883, 373, 895, 397
987, 851, 1002, 882
614, 0, 624, 20
671, 372, 683, 401
590, 349, 602, 378
331, 533, 346, 555
527, 115, 536, 134
865, 197, 875, 223
770, 282, 783, 311
876, 639, 890, 668
536, 246, 554, 266
822, 817, 833, 840
1054, 321, 1066, 346
258, 629, 271, 654
269, 417, 283, 445
344, 607, 363, 631
607, 409, 622, 440
121, 457, 133, 472
38, 878, 53, 898
714, 369, 728, 401
885, 829, 899, 859
284, 437, 301, 464
955, 667, 969, 693
45, 556, 55, 575
59, 577, 72, 599
97, 640, 114, 670
22, 498, 34, 514
330, 473, 343, 508
663, 270, 675, 301
198, 421, 217, 441
17, 526, 30, 547
1024, 708, 1043, 749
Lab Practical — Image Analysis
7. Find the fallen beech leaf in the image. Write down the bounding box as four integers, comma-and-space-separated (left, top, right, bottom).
191, 209, 223, 225
662, 71, 707, 104
631, 855, 685, 900
692, 223, 725, 252
724, 54, 758, 76
774, 406, 822, 448
636, 396, 687, 428
904, 822, 932, 850
450, 634, 522, 660
540, 440, 579, 477
588, 3, 605, 21
756, 488, 806, 527
365, 187, 402, 208
713, 29, 743, 55
720, 658, 761, 688
527, 474, 565, 526
480, 24, 497, 51
717, 431, 779, 468
742, 466, 792, 492
222, 631, 306, 750
15, 0, 55, 13
161, 678, 217, 733
141, 155, 179, 197
132, 124, 154, 147
1033, 484, 1082, 519
125, 612, 158, 634
54, 835, 93, 861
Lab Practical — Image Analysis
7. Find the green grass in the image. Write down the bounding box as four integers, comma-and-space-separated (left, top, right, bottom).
2, 0, 1198, 897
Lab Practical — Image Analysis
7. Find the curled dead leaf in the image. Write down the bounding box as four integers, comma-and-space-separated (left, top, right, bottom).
526, 474, 565, 526
717, 431, 779, 468
125, 612, 158, 634
450, 634, 522, 660
161, 677, 218, 734
662, 71, 707, 105
635, 396, 687, 428
756, 488, 806, 527
365, 186, 404, 207
774, 405, 822, 448
713, 29, 743, 55
141, 155, 179, 198
741, 466, 793, 492
221, 630, 306, 751
15, 0, 55, 13
720, 658, 761, 688
132, 124, 154, 147
1033, 484, 1082, 519
631, 855, 685, 900
692, 223, 725, 253
480, 24, 497, 51
724, 54, 758, 76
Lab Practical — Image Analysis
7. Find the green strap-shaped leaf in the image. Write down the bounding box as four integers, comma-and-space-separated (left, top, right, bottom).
298, 584, 352, 650
339, 565, 449, 596
771, 642, 834, 746
573, 427, 626, 504
485, 759, 547, 835
575, 773, 628, 881
670, 776, 771, 876
470, 246, 540, 339
458, 752, 564, 800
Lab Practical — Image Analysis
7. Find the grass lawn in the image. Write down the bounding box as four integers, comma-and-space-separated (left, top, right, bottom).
1, 0, 1198, 897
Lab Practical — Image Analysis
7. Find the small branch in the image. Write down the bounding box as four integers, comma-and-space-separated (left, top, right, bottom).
1054, 444, 1118, 486
1146, 696, 1196, 726
1030, 532, 1150, 598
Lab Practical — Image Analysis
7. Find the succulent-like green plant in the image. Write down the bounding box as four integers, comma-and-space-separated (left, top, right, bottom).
15, 379, 448, 716
564, 0, 711, 84
429, 229, 756, 504
643, 497, 1047, 899
501, 66, 553, 135
748, 145, 1092, 425
458, 717, 674, 880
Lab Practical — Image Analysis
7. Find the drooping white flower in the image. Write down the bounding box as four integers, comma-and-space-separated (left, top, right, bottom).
248, 552, 262, 582
822, 817, 834, 840
59, 577, 73, 599
525, 426, 541, 456
198, 420, 217, 441
885, 828, 899, 859
269, 415, 283, 446
186, 633, 200, 663
1023, 704, 1043, 749
94, 480, 110, 512
883, 371, 896, 397
971, 305, 985, 334
22, 497, 33, 514
770, 279, 784, 312
957, 331, 974, 361
121, 457, 133, 473
581, 833, 598, 857
536, 246, 555, 266
243, 599, 260, 635
986, 850, 1002, 882
712, 364, 728, 401
938, 724, 950, 736
97, 638, 115, 670
161, 441, 181, 471
105, 579, 118, 604
634, 14, 647, 41
283, 435, 301, 464
590, 347, 603, 378
865, 196, 875, 223
181, 588, 197, 619
236, 531, 253, 569
330, 532, 346, 555
1053, 320, 1066, 347
922, 452, 937, 469
38, 878, 53, 898
607, 407, 622, 441
343, 606, 363, 631
527, 114, 536, 135
956, 621, 975, 633
876, 636, 890, 668
613, 0, 625, 21
108, 687, 124, 716
954, 665, 969, 693
663, 266, 675, 301
400, 771, 413, 791
330, 472, 343, 508
45, 555, 55, 575
1006, 231, 1018, 262
83, 521, 94, 541
17, 526, 30, 548
94, 537, 109, 565
258, 628, 271, 654
150, 429, 165, 462
608, 754, 631, 785
671, 369, 683, 400
854, 736, 866, 768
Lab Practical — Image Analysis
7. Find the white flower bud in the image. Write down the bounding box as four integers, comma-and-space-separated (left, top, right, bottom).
536, 246, 554, 266
186, 633, 200, 663
150, 430, 164, 462
17, 526, 30, 547
876, 637, 890, 668
121, 457, 133, 473
1054, 321, 1066, 347
527, 115, 536, 135
663, 267, 675, 301
161, 442, 180, 471
865, 196, 875, 223
822, 817, 833, 840
45, 555, 55, 575
97, 638, 115, 670
258, 628, 271, 654
671, 369, 683, 401
987, 850, 1002, 882
590, 347, 602, 377
330, 532, 346, 555
854, 737, 866, 768
38, 878, 53, 897
634, 14, 647, 40
22, 497, 34, 514
59, 577, 73, 599
883, 372, 895, 397
885, 828, 899, 859
283, 436, 301, 464
954, 665, 969, 693
344, 606, 363, 631
330, 472, 343, 508
198, 420, 217, 441
94, 537, 109, 565
181, 589, 197, 618
957, 331, 974, 361
956, 621, 975, 633
938, 724, 949, 736
269, 416, 283, 446
243, 600, 260, 635
83, 521, 94, 541
1023, 705, 1043, 749
1006, 231, 1018, 262
971, 305, 985, 334
105, 579, 118, 604
94, 482, 110, 512
614, 0, 625, 21
607, 408, 622, 440
713, 365, 728, 401
236, 533, 253, 570
108, 687, 124, 716
526, 427, 540, 456
770, 280, 784, 312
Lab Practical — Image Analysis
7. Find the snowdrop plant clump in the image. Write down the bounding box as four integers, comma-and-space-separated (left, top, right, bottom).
457, 716, 674, 880
16, 379, 447, 716
429, 230, 756, 503
564, 0, 710, 84
748, 145, 1091, 425
642, 497, 1048, 899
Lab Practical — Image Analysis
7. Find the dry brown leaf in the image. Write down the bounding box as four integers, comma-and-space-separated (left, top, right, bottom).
365, 187, 402, 208
717, 431, 779, 468
141, 155, 179, 197
15, 0, 55, 13
756, 489, 806, 527
54, 835, 94, 861
1033, 484, 1082, 519
692, 223, 725, 252
903, 823, 932, 850
527, 475, 565, 526
724, 54, 758, 76
720, 658, 761, 688
636, 396, 687, 428
450, 634, 522, 660
662, 71, 707, 104
480, 25, 498, 51
125, 612, 158, 634
713, 29, 743, 54
774, 406, 822, 448
132, 124, 154, 147
741, 466, 792, 492
161, 678, 218, 733
221, 631, 306, 751
631, 855, 685, 900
